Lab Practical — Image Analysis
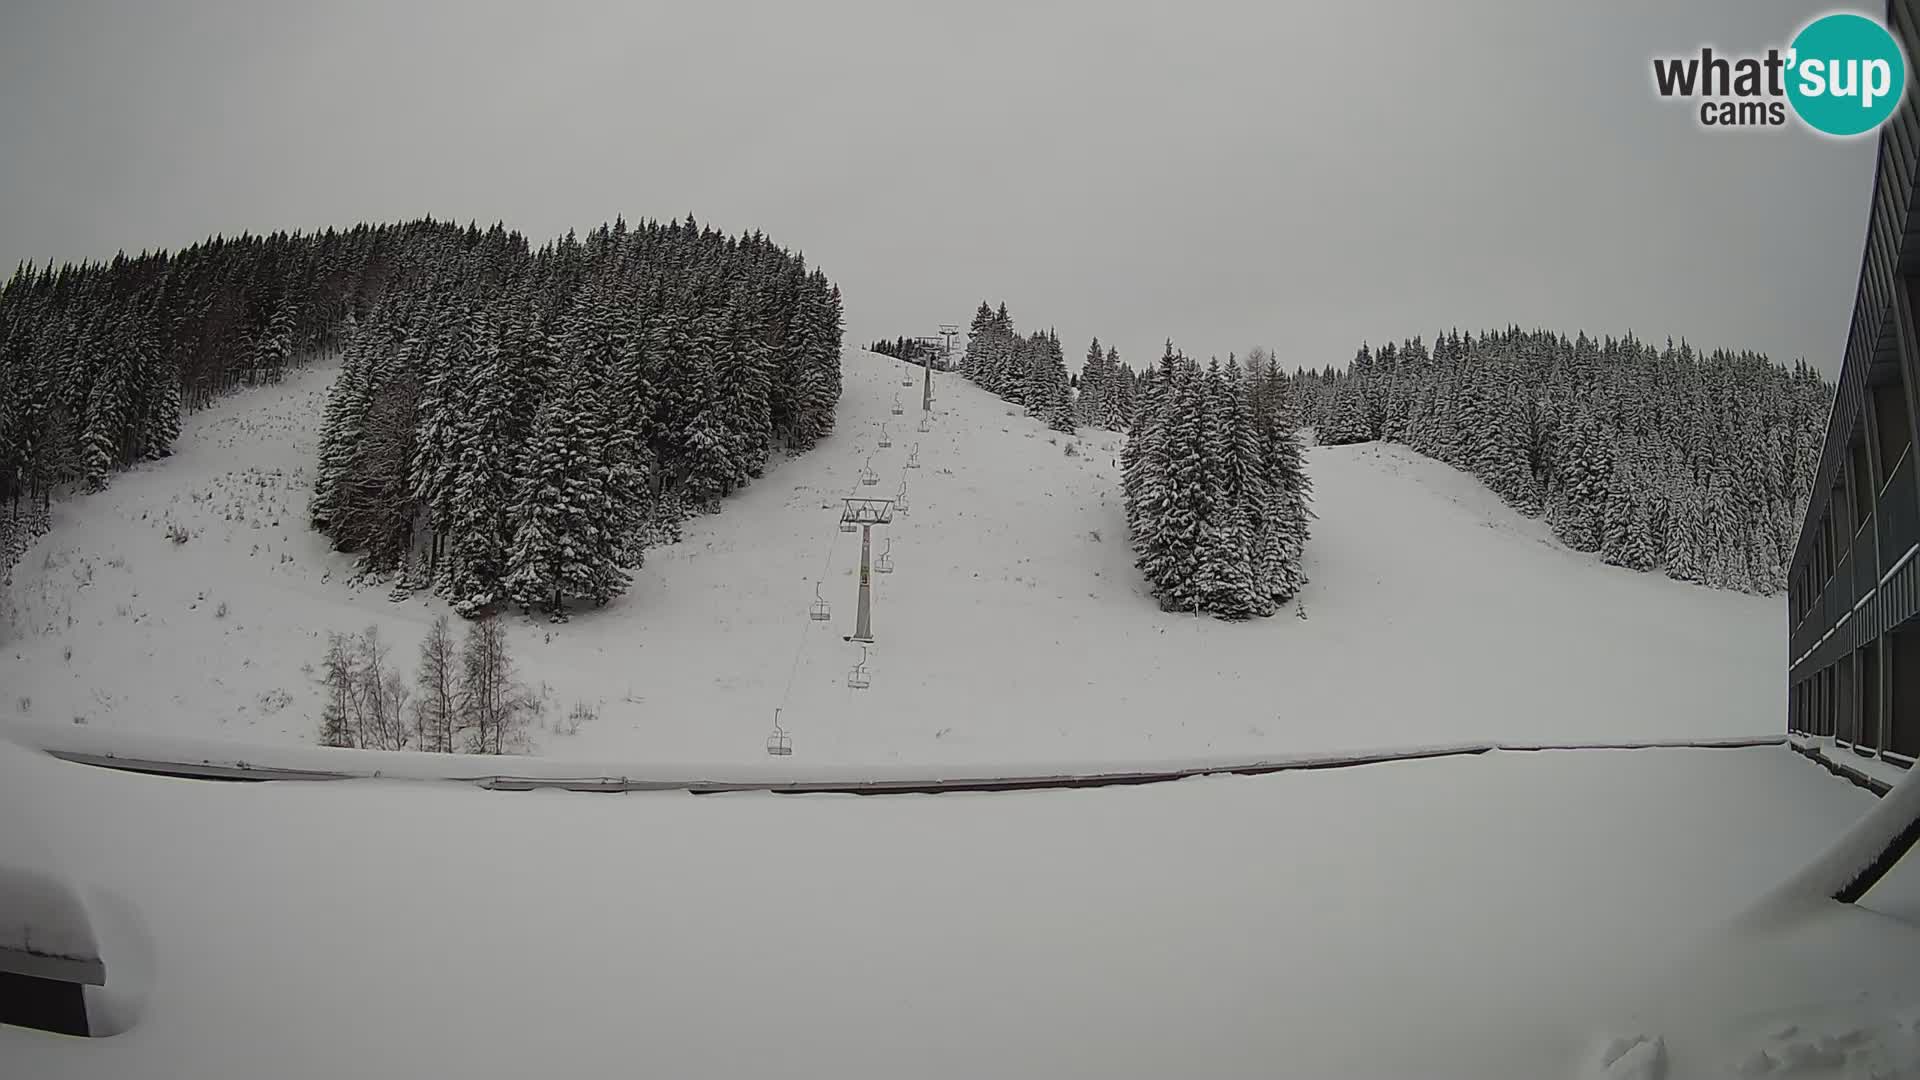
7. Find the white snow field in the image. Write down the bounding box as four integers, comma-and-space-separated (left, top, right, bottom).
1, 348, 1781, 767
1, 738, 1915, 1079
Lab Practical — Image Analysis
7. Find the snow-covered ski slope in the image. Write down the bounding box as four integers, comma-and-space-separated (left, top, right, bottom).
0, 349, 1782, 767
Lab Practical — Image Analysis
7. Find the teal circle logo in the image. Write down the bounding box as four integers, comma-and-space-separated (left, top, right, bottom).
1786, 13, 1907, 136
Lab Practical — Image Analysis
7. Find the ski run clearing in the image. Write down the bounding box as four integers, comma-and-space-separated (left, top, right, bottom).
1, 348, 1782, 768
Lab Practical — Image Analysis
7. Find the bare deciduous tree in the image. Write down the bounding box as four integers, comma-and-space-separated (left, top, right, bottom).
460, 615, 532, 755
353, 624, 412, 751
318, 631, 357, 748
414, 614, 459, 753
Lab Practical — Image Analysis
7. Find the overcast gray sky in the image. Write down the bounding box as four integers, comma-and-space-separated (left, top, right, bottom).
0, 0, 1879, 376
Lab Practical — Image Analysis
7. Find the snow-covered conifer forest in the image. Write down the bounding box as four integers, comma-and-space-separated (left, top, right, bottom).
957, 300, 1078, 433
1296, 329, 1831, 594
0, 217, 846, 616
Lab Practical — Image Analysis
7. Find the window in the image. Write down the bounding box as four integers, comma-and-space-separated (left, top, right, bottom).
1837, 656, 1857, 745
1873, 374, 1913, 493
1852, 439, 1874, 529
1858, 643, 1882, 752
1893, 622, 1920, 760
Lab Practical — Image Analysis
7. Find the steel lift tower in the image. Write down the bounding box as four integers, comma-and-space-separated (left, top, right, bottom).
839, 497, 894, 643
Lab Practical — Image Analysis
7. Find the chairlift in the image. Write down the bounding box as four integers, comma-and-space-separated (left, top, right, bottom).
809, 582, 831, 621
878, 422, 892, 449
891, 393, 904, 416
766, 708, 792, 756
847, 647, 872, 690
906, 443, 921, 469
859, 455, 880, 486
876, 537, 894, 575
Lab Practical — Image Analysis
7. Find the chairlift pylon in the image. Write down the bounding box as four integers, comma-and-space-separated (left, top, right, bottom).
876, 537, 894, 574
879, 422, 892, 448
809, 582, 831, 621
766, 708, 792, 756
859, 455, 880, 487
847, 646, 872, 690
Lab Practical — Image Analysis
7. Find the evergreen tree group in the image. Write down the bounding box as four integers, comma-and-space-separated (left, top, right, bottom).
1074, 336, 1137, 430
957, 301, 1079, 432
1294, 328, 1832, 594
0, 216, 845, 617
1, 224, 390, 569
309, 216, 843, 619
1123, 343, 1312, 618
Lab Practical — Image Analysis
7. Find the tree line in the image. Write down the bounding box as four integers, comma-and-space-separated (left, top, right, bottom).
958, 301, 1079, 432
869, 336, 952, 369
1294, 328, 1831, 594
0, 222, 418, 573
308, 216, 844, 619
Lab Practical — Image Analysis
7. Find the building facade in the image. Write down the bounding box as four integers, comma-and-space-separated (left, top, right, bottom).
1786, 0, 1920, 764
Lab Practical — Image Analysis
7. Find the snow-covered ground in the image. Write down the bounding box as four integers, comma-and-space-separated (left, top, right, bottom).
1, 349, 1782, 766
1, 738, 1914, 1079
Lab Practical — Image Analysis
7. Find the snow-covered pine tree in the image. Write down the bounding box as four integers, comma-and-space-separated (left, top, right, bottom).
78, 326, 136, 491
1104, 346, 1131, 429
1036, 330, 1075, 433
503, 353, 608, 619
1076, 336, 1107, 426
1125, 343, 1181, 599
1205, 357, 1263, 618
961, 301, 994, 383
1319, 375, 1372, 445
1259, 390, 1313, 606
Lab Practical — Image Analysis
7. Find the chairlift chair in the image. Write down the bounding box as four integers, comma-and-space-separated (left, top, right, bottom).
876, 538, 894, 575
847, 647, 872, 690
766, 709, 793, 756
894, 482, 910, 515
878, 422, 892, 448
917, 414, 931, 433
859, 456, 880, 487
891, 393, 904, 416
809, 582, 831, 621
902, 365, 914, 387
906, 443, 921, 468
